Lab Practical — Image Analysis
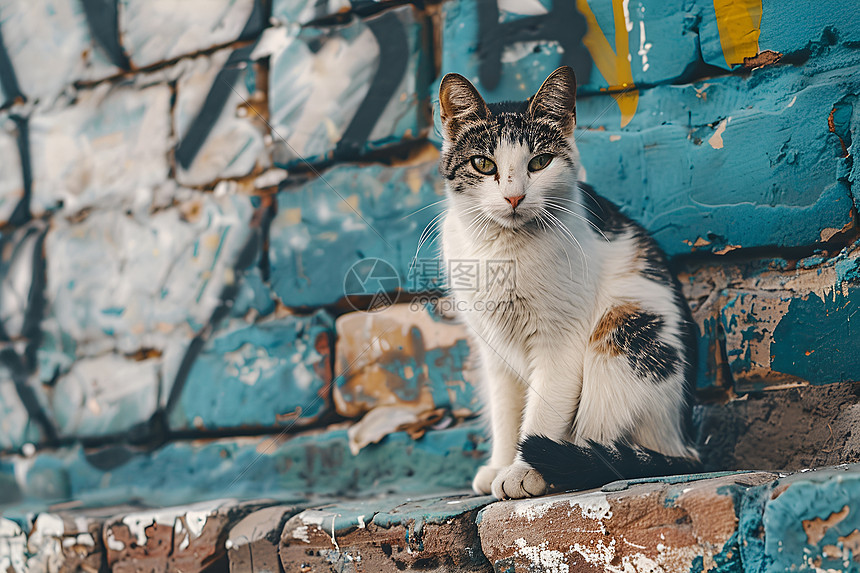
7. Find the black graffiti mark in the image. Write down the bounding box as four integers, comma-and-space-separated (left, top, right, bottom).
7, 115, 32, 227
475, 0, 591, 91
159, 224, 263, 429
80, 0, 131, 70
175, 42, 258, 171
239, 0, 269, 40
0, 25, 23, 107
333, 8, 410, 161
0, 225, 58, 445
174, 0, 266, 171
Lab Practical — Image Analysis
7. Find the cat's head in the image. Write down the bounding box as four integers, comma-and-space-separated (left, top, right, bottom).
438, 66, 579, 231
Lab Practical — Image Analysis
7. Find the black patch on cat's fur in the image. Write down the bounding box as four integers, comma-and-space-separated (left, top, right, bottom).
519, 436, 702, 493
579, 184, 676, 289
613, 309, 680, 383
578, 183, 629, 237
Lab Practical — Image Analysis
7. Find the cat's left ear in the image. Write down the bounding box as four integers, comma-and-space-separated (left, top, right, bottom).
527, 66, 577, 136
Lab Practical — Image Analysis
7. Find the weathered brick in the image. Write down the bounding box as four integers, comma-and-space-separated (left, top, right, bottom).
0, 114, 25, 225
4, 422, 487, 508
706, 240, 860, 392
478, 471, 777, 572
118, 0, 264, 68
268, 5, 429, 167
756, 465, 860, 572
228, 505, 301, 573
334, 303, 479, 425
41, 193, 257, 360
104, 499, 267, 573
0, 0, 121, 105
28, 83, 171, 217
0, 222, 45, 343
269, 155, 444, 308
167, 310, 334, 433
0, 372, 42, 451
695, 383, 860, 473
50, 353, 160, 440
280, 494, 493, 572
173, 47, 271, 187
707, 0, 860, 69
576, 48, 858, 256
2, 510, 108, 573
0, 518, 27, 573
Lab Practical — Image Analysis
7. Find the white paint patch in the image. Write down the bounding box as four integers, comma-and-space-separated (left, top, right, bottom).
622, 0, 633, 32
292, 525, 310, 543
254, 169, 289, 189
184, 509, 213, 540
0, 518, 26, 573
498, 0, 548, 16
708, 118, 730, 149
251, 27, 294, 60
501, 41, 546, 64
512, 499, 557, 522
638, 21, 652, 72
571, 538, 617, 570
572, 492, 613, 521
515, 538, 569, 573
28, 513, 64, 550
105, 530, 125, 552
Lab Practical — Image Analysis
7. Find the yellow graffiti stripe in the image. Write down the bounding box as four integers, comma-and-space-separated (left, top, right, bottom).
713, 0, 763, 67
575, 0, 638, 127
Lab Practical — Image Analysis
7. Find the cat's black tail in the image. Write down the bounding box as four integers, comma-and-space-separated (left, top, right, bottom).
519, 435, 703, 492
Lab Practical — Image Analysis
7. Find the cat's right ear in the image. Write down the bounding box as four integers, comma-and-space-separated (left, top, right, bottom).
439, 73, 489, 139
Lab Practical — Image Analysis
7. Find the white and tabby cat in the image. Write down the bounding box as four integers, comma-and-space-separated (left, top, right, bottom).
438, 66, 700, 499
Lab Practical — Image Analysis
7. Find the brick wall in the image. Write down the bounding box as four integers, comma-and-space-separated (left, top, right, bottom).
0, 0, 857, 513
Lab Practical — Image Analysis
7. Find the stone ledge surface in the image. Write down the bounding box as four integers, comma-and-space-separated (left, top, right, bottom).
1, 465, 858, 572
279, 493, 493, 572
478, 471, 778, 573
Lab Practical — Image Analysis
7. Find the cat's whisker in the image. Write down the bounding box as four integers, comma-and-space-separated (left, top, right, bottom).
543, 208, 588, 282
536, 210, 573, 279
543, 200, 611, 243
548, 195, 608, 227
400, 199, 446, 220
411, 211, 447, 269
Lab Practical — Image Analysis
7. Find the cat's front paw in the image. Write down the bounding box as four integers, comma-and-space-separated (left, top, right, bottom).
472, 465, 501, 495
491, 462, 547, 499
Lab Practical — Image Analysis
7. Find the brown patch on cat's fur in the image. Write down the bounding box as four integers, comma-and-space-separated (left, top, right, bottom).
590, 302, 640, 355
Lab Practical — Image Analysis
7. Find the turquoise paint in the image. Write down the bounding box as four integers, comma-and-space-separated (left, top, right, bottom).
770, 286, 860, 384
269, 160, 445, 307
168, 310, 334, 432
763, 466, 860, 572
0, 422, 488, 510
696, 315, 724, 389
576, 47, 859, 256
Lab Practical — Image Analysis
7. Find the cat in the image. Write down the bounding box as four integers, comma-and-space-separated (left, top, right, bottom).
437, 66, 701, 500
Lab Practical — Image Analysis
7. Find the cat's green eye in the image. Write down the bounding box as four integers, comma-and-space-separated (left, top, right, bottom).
470, 156, 497, 175
528, 153, 554, 172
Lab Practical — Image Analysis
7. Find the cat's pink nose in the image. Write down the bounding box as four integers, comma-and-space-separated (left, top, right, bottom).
505, 195, 525, 209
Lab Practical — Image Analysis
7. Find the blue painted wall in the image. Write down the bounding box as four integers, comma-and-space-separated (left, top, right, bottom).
0, 0, 857, 513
